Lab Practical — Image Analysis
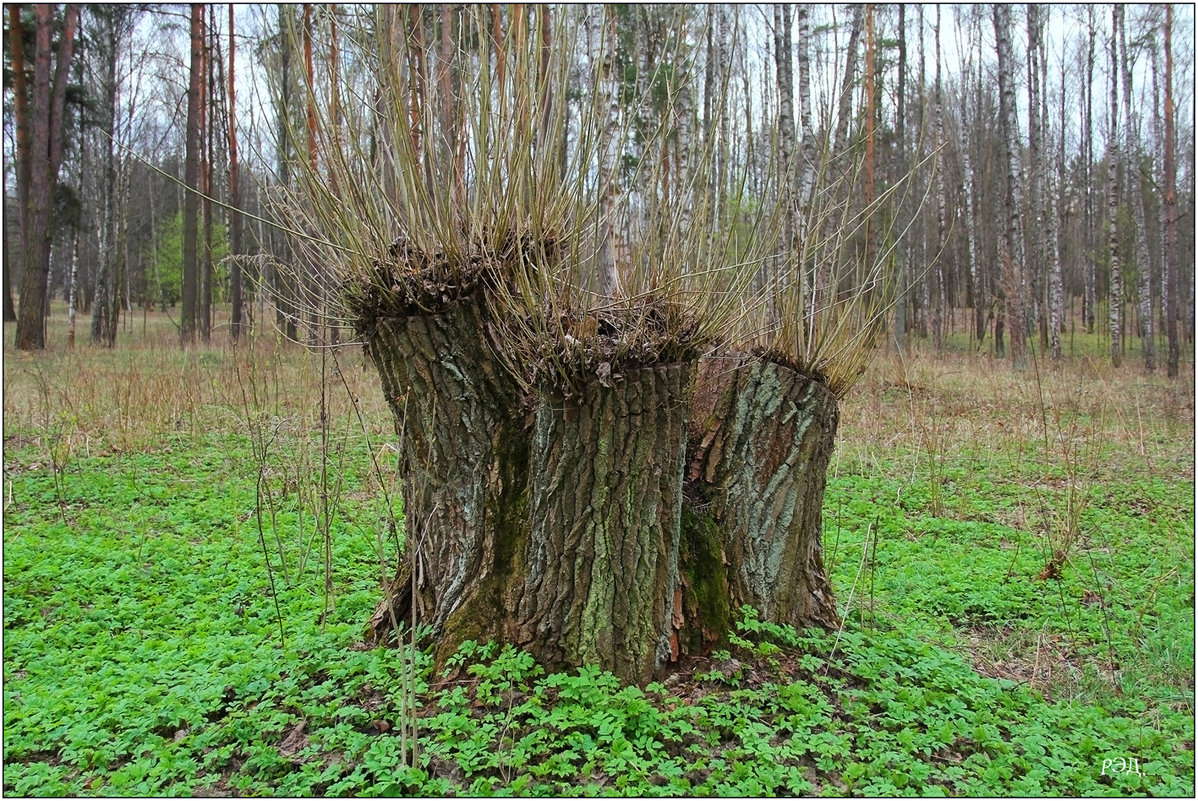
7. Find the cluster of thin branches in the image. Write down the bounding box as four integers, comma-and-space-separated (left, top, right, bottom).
271, 5, 922, 397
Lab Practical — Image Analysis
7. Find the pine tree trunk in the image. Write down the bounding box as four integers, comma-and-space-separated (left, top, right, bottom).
1163, 4, 1180, 378
181, 4, 203, 347
14, 5, 79, 350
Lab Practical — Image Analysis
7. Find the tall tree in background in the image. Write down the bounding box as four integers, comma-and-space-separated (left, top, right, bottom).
892, 4, 907, 353
199, 4, 215, 343
795, 5, 814, 244
1163, 3, 1179, 377
87, 5, 140, 347
12, 3, 80, 350
1118, 6, 1154, 370
864, 5, 878, 273
1107, 6, 1123, 368
180, 3, 202, 346
3, 143, 16, 322
1026, 5, 1044, 351
773, 4, 795, 256
1046, 15, 1065, 360
1083, 6, 1098, 334
931, 5, 944, 354
227, 3, 244, 342
994, 4, 1026, 368
954, 7, 984, 347
273, 4, 299, 341
832, 5, 862, 160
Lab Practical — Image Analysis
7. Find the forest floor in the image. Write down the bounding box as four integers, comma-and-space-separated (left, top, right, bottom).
3, 308, 1194, 796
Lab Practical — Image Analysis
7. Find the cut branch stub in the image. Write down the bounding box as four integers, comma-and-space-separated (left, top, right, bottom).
510, 364, 693, 684
687, 356, 841, 631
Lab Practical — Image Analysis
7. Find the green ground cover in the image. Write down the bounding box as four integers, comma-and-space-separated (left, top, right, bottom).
3, 320, 1194, 796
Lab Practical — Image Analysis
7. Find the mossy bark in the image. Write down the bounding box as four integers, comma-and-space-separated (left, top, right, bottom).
687, 357, 841, 631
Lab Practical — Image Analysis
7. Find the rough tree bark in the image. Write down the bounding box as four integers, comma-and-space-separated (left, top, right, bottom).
513, 365, 692, 684
360, 292, 842, 684
181, 3, 202, 346
13, 3, 79, 350
364, 299, 525, 641
1163, 4, 1179, 378
687, 358, 840, 632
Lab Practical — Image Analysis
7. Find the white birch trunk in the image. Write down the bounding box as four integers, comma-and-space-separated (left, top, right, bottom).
995, 4, 1026, 367
1119, 6, 1155, 370
1108, 5, 1123, 367
933, 6, 945, 354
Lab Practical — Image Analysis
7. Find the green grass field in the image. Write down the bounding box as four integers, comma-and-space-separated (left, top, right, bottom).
3, 307, 1194, 796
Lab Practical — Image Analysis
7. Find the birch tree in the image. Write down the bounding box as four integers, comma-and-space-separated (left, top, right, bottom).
994, 3, 1026, 368
1107, 6, 1123, 367
86, 5, 139, 347
932, 5, 945, 354
1119, 5, 1155, 370
1026, 5, 1044, 350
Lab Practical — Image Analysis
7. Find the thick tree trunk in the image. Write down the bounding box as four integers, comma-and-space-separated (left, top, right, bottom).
687, 358, 840, 632
14, 4, 78, 350
364, 300, 525, 639
362, 302, 842, 683
511, 366, 691, 683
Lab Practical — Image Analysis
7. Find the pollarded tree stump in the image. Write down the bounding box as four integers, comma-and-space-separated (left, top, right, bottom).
687, 356, 841, 631
364, 299, 529, 641
508, 364, 692, 684
363, 301, 842, 683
